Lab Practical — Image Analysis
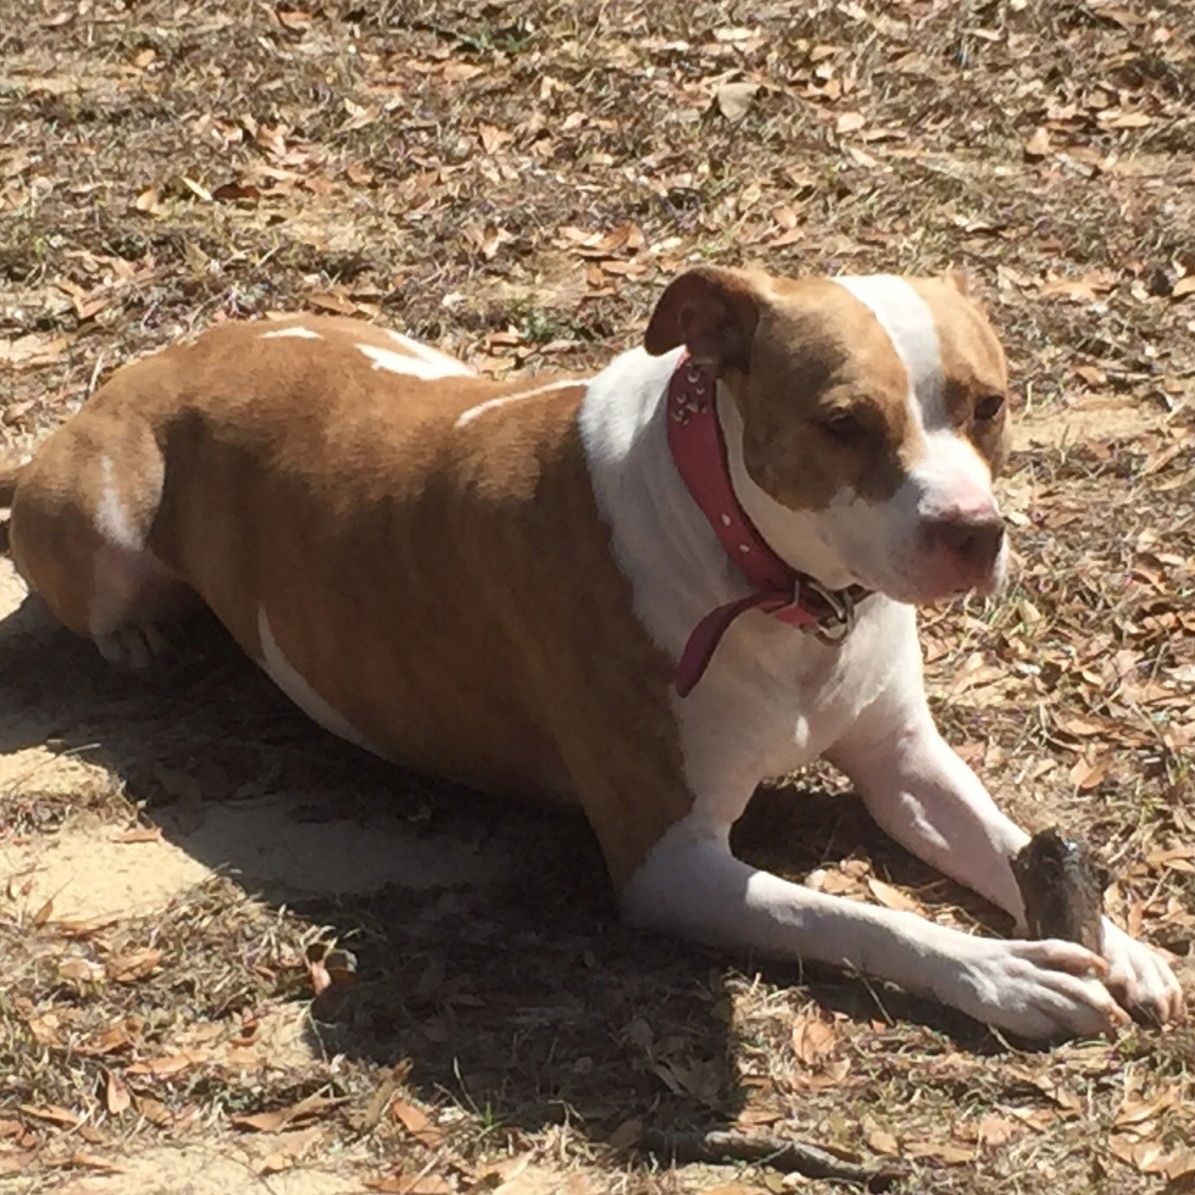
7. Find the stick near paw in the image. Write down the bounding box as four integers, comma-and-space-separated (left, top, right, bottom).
1012, 827, 1107, 953
639, 1129, 904, 1189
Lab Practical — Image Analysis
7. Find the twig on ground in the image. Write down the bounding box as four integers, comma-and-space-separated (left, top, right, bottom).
639, 1129, 906, 1189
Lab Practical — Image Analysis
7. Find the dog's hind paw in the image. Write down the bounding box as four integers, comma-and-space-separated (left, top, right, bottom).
93, 624, 175, 670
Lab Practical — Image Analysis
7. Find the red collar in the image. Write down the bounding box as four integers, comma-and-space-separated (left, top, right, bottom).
666, 353, 867, 696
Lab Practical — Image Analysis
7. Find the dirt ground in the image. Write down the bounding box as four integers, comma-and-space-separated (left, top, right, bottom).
2, 1, 1195, 1192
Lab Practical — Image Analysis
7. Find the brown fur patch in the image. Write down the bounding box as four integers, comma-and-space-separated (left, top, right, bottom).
9, 316, 694, 888
722, 276, 916, 508
910, 277, 1011, 475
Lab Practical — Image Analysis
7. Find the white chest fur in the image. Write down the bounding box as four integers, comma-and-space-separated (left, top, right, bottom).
579, 348, 922, 825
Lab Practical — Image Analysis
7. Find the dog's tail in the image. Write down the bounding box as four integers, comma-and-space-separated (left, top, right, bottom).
0, 461, 23, 508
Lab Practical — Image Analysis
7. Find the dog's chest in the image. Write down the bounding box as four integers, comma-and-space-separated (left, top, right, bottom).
671, 598, 916, 813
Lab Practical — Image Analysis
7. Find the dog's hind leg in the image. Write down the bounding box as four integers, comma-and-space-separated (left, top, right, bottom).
0, 461, 24, 506
9, 415, 198, 668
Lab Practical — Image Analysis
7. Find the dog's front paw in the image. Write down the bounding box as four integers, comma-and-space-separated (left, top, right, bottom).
943, 937, 1130, 1039
1101, 919, 1184, 1026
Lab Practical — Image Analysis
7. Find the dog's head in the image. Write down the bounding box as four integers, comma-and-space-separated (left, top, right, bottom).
645, 266, 1011, 605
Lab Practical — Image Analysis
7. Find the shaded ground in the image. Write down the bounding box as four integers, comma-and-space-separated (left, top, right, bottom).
2, 1, 1194, 1192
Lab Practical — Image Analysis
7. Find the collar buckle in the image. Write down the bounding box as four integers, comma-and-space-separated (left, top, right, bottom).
802, 578, 857, 645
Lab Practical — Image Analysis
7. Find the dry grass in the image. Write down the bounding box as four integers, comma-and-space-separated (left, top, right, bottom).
2, 1, 1195, 1192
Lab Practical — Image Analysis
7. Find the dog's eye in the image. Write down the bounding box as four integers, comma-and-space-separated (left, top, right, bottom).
821, 412, 865, 441
975, 394, 1005, 421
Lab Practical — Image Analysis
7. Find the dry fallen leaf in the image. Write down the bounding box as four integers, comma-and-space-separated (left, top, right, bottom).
1164, 1146, 1195, 1183
112, 827, 162, 844
649, 1055, 723, 1105
231, 1092, 346, 1133
55, 277, 118, 322
715, 81, 760, 123
1040, 277, 1103, 304
306, 292, 358, 316
866, 877, 922, 912
103, 1069, 131, 1116
58, 956, 105, 983
365, 1175, 453, 1195
133, 187, 164, 215
791, 1011, 837, 1066
211, 180, 262, 203
276, 8, 312, 31
180, 175, 213, 202
391, 1098, 444, 1147
133, 1095, 175, 1127
478, 123, 513, 154
6, 873, 34, 900
735, 1106, 782, 1129
256, 1125, 324, 1175
124, 1052, 203, 1078
58, 1151, 122, 1173
18, 1104, 82, 1129
903, 1139, 976, 1164
78, 1021, 135, 1056
1024, 126, 1052, 157
0, 1154, 35, 1178
1, 333, 70, 369
1115, 1089, 1179, 1128
1110, 1134, 1171, 1173
1097, 108, 1153, 129
867, 1128, 900, 1156
106, 948, 163, 983
974, 1113, 1018, 1147
1069, 754, 1111, 791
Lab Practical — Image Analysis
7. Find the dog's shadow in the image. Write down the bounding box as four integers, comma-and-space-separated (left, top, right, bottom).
0, 566, 998, 1147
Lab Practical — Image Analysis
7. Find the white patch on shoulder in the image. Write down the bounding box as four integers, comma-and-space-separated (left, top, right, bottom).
260, 326, 323, 340
454, 378, 588, 428
94, 455, 142, 551
356, 343, 467, 381
832, 275, 945, 431
257, 607, 379, 754
386, 330, 474, 376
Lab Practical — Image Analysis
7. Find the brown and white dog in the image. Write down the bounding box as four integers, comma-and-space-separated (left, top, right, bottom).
2, 267, 1182, 1038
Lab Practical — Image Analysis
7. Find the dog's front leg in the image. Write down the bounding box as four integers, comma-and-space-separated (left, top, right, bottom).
829, 698, 1183, 1025
619, 816, 1127, 1038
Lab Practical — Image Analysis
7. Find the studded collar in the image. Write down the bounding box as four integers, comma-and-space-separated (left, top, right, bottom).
665, 353, 868, 696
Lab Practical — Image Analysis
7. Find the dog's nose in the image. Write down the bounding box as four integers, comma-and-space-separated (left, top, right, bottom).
923, 511, 1005, 569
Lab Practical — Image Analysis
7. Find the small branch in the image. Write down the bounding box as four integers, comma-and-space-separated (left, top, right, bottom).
640, 1129, 905, 1189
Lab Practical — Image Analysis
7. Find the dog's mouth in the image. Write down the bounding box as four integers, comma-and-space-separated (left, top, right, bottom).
849, 550, 1009, 609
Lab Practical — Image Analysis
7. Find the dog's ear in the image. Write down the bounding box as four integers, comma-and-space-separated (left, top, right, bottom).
644, 266, 762, 373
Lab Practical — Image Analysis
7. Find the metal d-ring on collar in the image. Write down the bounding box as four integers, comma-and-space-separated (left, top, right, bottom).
802, 576, 858, 645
